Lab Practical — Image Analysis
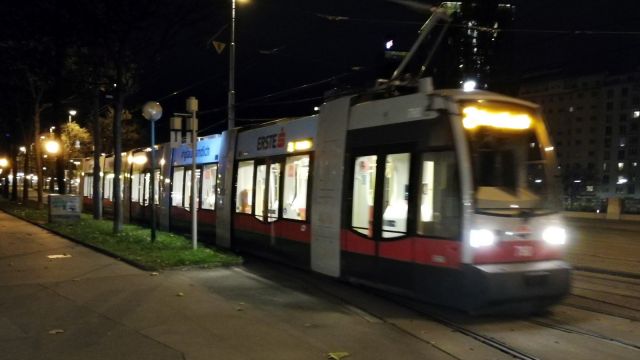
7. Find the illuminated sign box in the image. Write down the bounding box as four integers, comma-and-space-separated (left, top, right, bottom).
48, 194, 81, 223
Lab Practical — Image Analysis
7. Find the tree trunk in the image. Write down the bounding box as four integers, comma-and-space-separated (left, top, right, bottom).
112, 81, 124, 233
92, 87, 103, 220
10, 148, 18, 201
22, 147, 29, 203
34, 108, 44, 209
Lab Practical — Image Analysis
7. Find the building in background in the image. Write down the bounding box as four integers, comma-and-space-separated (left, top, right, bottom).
433, 1, 516, 91
519, 71, 640, 213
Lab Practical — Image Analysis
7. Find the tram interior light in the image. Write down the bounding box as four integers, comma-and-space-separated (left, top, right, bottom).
542, 226, 566, 245
462, 106, 532, 130
287, 139, 313, 153
470, 229, 496, 248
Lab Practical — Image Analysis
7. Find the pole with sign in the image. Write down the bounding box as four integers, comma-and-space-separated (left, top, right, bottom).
186, 97, 199, 250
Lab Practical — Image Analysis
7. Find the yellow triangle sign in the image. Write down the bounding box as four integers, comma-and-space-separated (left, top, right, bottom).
213, 41, 226, 54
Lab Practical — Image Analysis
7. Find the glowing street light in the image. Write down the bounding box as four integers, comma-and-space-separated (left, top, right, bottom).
0, 158, 8, 168
68, 109, 77, 123
44, 139, 60, 154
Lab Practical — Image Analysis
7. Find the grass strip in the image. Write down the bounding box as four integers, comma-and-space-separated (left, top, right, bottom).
0, 199, 242, 270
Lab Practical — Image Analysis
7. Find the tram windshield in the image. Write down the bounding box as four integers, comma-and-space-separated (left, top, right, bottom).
463, 103, 557, 215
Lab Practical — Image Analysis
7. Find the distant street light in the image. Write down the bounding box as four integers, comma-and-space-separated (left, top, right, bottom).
0, 158, 8, 168
68, 109, 77, 123
142, 101, 163, 243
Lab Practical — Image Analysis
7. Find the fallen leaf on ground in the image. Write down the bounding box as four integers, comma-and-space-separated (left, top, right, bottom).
48, 329, 64, 335
150, 272, 159, 276
327, 352, 350, 360
47, 254, 72, 259
176, 292, 185, 297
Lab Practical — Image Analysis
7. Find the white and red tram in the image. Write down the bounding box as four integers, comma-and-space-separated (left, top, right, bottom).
81, 88, 571, 312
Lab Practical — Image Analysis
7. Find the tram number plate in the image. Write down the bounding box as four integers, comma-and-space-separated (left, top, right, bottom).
514, 245, 534, 257
524, 271, 550, 287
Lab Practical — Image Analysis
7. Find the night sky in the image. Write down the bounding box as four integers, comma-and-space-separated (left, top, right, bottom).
3, 0, 640, 141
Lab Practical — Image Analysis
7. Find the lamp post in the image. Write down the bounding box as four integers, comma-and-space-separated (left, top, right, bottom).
229, 0, 249, 130
228, 0, 237, 130
68, 109, 77, 123
43, 138, 60, 194
142, 101, 163, 243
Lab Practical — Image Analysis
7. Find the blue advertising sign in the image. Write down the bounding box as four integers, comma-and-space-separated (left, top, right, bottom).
172, 136, 222, 166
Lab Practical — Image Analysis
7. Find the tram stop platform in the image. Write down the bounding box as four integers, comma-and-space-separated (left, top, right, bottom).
0, 210, 454, 360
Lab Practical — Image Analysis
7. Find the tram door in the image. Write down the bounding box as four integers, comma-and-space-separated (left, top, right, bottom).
254, 159, 282, 224
345, 151, 413, 290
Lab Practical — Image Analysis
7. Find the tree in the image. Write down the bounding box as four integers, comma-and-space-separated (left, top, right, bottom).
73, 0, 218, 233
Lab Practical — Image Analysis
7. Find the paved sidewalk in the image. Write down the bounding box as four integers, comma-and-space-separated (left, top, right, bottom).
0, 211, 453, 360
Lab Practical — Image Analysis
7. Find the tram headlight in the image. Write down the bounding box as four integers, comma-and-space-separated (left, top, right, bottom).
543, 226, 567, 245
470, 229, 496, 248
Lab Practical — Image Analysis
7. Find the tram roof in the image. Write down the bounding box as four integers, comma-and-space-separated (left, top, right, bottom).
431, 89, 539, 109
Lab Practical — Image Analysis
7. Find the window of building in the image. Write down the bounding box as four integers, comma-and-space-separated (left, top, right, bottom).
283, 155, 310, 221
236, 161, 254, 213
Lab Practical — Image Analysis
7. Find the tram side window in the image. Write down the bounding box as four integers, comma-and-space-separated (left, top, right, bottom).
83, 175, 93, 197
255, 165, 267, 221
142, 173, 150, 206
351, 155, 377, 237
202, 164, 217, 210
153, 169, 160, 205
267, 163, 281, 222
417, 152, 460, 239
104, 174, 114, 200
236, 161, 254, 213
283, 155, 309, 221
131, 173, 141, 203
382, 153, 410, 238
172, 167, 184, 207
184, 168, 201, 210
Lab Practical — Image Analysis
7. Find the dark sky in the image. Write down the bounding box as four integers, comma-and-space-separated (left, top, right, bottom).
143, 0, 640, 134
3, 0, 640, 138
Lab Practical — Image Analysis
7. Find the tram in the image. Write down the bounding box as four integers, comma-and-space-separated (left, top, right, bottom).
80, 86, 571, 313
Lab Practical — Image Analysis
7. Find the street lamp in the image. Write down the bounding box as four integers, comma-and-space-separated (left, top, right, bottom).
44, 139, 60, 155
142, 101, 163, 243
229, 0, 250, 130
68, 109, 77, 123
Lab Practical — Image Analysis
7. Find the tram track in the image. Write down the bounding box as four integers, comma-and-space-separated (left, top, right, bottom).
527, 318, 640, 351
